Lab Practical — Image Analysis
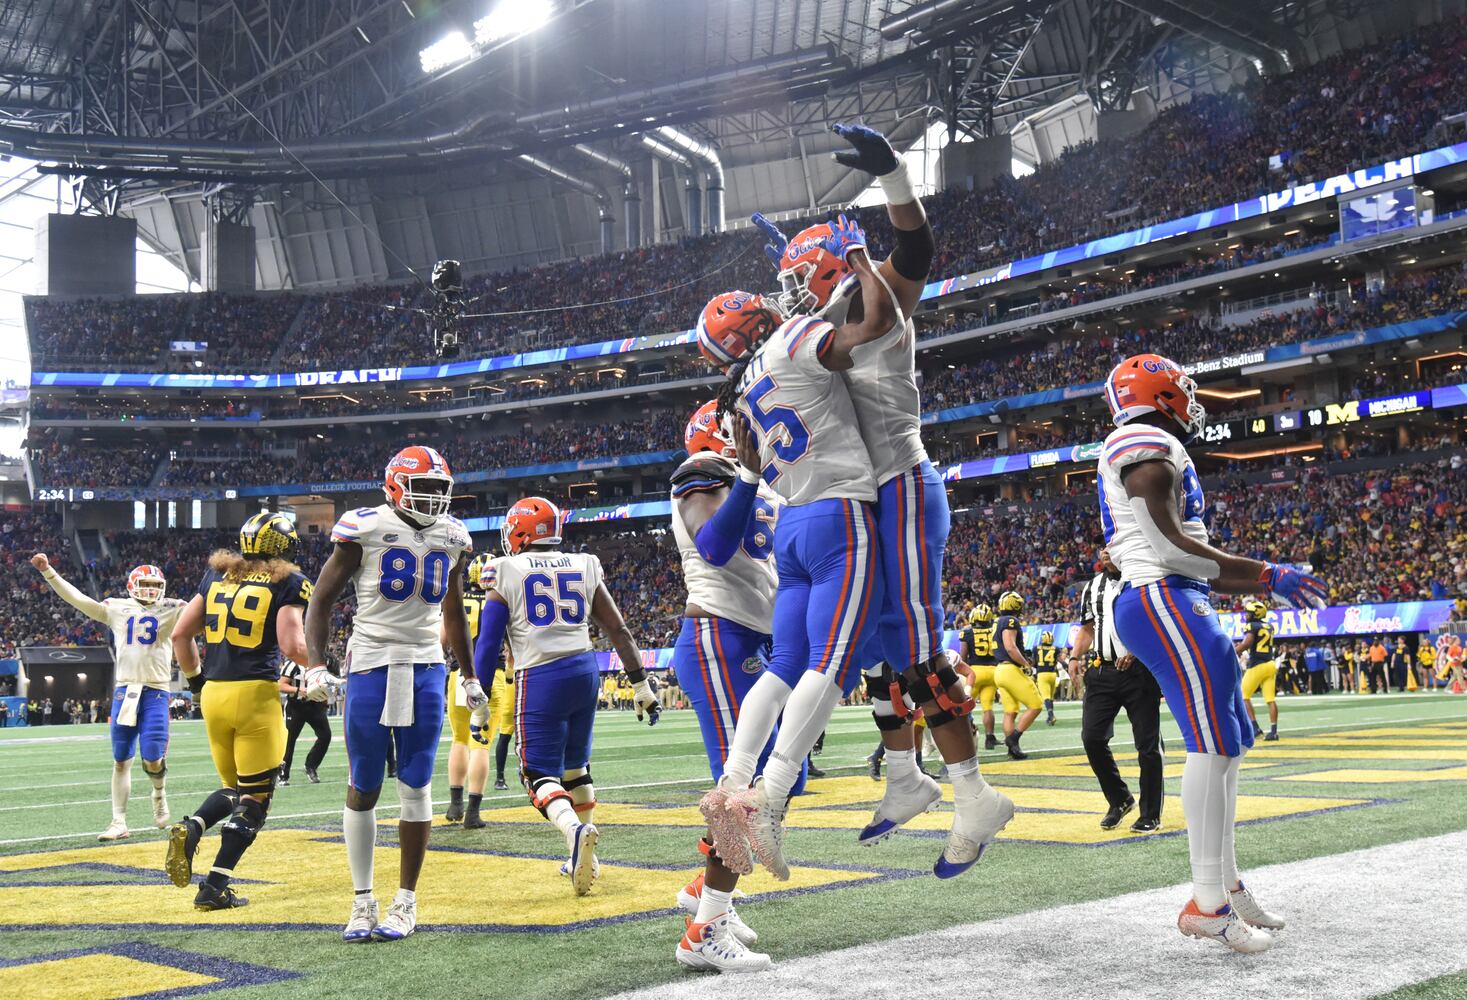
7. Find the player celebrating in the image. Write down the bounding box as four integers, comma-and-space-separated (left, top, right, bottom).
1035, 631, 1061, 726
32, 555, 183, 840
471, 496, 658, 897
669, 400, 795, 972
167, 512, 314, 911
1098, 354, 1327, 953
305, 446, 475, 942
1235, 600, 1281, 741
993, 591, 1042, 759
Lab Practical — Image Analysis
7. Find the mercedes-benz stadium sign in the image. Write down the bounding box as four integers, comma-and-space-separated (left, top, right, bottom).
17, 647, 114, 667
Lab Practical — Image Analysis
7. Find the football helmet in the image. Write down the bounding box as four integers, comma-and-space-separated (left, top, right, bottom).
467, 553, 493, 592
126, 564, 166, 605
502, 496, 563, 555
1040, 631, 1054, 647
240, 511, 298, 559
1244, 598, 1269, 621
696, 290, 781, 368
1104, 354, 1206, 439
776, 221, 856, 315
384, 446, 454, 524
997, 591, 1025, 614
969, 603, 994, 625
685, 400, 737, 458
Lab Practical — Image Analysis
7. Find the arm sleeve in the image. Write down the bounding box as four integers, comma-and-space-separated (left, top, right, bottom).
889, 220, 935, 281
693, 477, 758, 567
41, 571, 109, 623
472, 600, 509, 685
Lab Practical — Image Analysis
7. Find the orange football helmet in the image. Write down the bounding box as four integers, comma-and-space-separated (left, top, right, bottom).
777, 221, 855, 315
384, 445, 454, 523
685, 400, 736, 458
696, 290, 781, 368
502, 496, 563, 555
1104, 354, 1206, 439
126, 564, 165, 604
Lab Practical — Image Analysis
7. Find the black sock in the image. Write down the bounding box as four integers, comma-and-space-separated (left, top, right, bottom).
494, 734, 511, 780
205, 799, 265, 890
1044, 700, 1053, 713
190, 788, 238, 836
450, 786, 464, 808
466, 793, 483, 814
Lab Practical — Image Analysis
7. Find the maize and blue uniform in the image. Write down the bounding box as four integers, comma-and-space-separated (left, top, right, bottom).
1098, 425, 1253, 757
100, 596, 185, 763
332, 505, 472, 791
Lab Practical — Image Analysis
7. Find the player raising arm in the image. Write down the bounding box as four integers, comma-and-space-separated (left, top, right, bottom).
1099, 354, 1326, 953
32, 555, 184, 840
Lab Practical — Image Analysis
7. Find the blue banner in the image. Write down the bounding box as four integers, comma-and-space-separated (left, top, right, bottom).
1431, 383, 1467, 410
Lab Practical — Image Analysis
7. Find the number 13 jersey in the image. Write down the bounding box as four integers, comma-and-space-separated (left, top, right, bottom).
332, 504, 473, 673
490, 550, 604, 671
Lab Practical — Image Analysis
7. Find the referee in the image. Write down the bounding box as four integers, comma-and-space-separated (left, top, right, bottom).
279, 660, 332, 785
1070, 548, 1163, 833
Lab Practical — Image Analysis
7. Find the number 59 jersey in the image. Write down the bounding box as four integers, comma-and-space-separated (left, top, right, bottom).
491, 550, 604, 671
332, 504, 473, 673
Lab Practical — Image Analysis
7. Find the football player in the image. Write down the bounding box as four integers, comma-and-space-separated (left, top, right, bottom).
32, 554, 183, 840
752, 123, 1012, 876
1098, 354, 1326, 953
1235, 600, 1281, 741
167, 512, 314, 911
1035, 631, 1061, 726
993, 591, 1042, 760
471, 496, 658, 897
443, 553, 512, 828
669, 400, 794, 972
961, 603, 1002, 750
305, 447, 475, 942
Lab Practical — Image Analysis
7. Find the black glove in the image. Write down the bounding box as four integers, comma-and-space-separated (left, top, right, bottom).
186, 672, 205, 696
831, 123, 900, 176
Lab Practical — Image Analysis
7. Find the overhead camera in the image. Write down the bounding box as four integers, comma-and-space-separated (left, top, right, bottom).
430, 258, 466, 358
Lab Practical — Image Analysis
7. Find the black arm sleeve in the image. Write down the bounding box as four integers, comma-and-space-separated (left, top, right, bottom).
890, 220, 935, 281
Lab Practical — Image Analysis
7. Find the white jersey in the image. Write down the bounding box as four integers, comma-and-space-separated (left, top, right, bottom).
331, 504, 473, 673
669, 454, 780, 634
104, 597, 185, 689
1097, 424, 1210, 587
823, 272, 929, 484
734, 314, 877, 507
491, 550, 604, 671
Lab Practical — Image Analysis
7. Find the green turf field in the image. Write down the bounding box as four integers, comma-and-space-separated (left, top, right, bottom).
2, 692, 1466, 1000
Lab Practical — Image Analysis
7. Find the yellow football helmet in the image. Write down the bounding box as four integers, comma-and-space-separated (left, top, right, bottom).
997, 591, 1025, 614
467, 553, 494, 591
1243, 599, 1269, 621
239, 511, 298, 559
1040, 631, 1054, 647
969, 603, 994, 625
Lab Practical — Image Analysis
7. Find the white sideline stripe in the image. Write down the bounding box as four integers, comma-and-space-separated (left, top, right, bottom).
615, 830, 1467, 1000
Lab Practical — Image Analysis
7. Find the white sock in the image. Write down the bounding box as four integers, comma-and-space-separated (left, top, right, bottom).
343, 806, 376, 894
946, 755, 989, 801
1181, 752, 1229, 911
111, 759, 133, 822
762, 672, 843, 802
1222, 751, 1243, 891
723, 672, 793, 789
695, 885, 733, 924
885, 747, 921, 787
394, 887, 416, 906
546, 796, 580, 842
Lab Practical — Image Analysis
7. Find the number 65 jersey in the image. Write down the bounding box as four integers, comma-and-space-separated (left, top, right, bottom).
331, 505, 473, 673
490, 551, 604, 671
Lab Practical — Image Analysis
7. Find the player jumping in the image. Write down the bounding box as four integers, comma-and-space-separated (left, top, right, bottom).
1098, 354, 1327, 953
32, 555, 183, 840
306, 446, 475, 942
470, 496, 659, 897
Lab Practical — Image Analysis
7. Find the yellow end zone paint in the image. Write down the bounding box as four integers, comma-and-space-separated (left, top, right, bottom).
1275, 766, 1467, 783
0, 954, 217, 1000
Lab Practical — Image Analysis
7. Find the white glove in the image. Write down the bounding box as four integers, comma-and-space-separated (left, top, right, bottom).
469, 703, 492, 746
631, 677, 661, 726
303, 665, 337, 703
462, 677, 488, 711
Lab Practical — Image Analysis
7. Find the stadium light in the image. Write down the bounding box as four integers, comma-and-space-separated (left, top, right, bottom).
475, 0, 554, 45
419, 31, 474, 74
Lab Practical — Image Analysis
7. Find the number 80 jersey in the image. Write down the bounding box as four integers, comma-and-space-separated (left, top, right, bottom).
491, 550, 604, 671
332, 504, 473, 673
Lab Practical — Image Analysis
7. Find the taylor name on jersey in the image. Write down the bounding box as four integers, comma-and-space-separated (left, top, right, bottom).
491, 550, 604, 672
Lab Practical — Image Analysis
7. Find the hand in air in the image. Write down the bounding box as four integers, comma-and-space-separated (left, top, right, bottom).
831, 122, 900, 176
751, 212, 789, 268
822, 213, 867, 262
732, 414, 761, 477
30, 553, 50, 573
1260, 563, 1329, 610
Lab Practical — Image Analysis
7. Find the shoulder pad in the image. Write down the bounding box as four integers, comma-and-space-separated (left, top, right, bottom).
671, 453, 737, 498
1102, 427, 1177, 471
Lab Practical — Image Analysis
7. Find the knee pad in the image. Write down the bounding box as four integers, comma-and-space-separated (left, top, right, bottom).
903, 654, 974, 727
237, 766, 277, 799
866, 663, 914, 730
563, 768, 595, 814
141, 760, 166, 777
524, 770, 572, 818
223, 796, 268, 845
397, 781, 433, 822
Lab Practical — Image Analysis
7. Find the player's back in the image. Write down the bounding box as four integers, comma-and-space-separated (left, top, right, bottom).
968, 623, 998, 667
669, 454, 779, 634
735, 314, 876, 507
333, 504, 473, 671
994, 613, 1024, 664
104, 596, 185, 688
493, 549, 603, 670
197, 563, 313, 681
1097, 423, 1209, 587
1248, 620, 1276, 666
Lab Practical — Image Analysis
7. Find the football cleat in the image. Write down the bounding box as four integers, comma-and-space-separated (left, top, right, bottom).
1228, 882, 1285, 930
1005, 735, 1029, 760
866, 751, 882, 781
494, 777, 509, 791
305, 767, 321, 784
935, 786, 1015, 879
569, 823, 600, 896
1263, 731, 1279, 742
444, 801, 464, 824
277, 775, 290, 787
164, 820, 198, 887
152, 789, 170, 829
699, 782, 753, 876
342, 895, 378, 943
98, 819, 130, 842
728, 778, 789, 881
194, 882, 248, 911
558, 855, 601, 881
983, 733, 998, 750
677, 875, 757, 946
858, 771, 942, 846
463, 810, 486, 830
676, 914, 772, 973
1178, 899, 1273, 953
1100, 796, 1136, 830
371, 896, 417, 941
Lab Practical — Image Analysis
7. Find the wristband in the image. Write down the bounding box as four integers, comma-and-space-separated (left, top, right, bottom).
737, 466, 762, 485
877, 160, 915, 205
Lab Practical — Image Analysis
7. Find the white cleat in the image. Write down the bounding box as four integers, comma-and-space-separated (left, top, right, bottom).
935, 786, 1015, 879
98, 819, 130, 842
1178, 899, 1274, 953
371, 896, 417, 941
700, 782, 754, 876
152, 789, 170, 829
569, 822, 600, 896
559, 855, 601, 881
676, 914, 772, 973
859, 772, 942, 846
677, 877, 757, 946
342, 895, 379, 943
728, 778, 789, 881
1229, 881, 1285, 930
